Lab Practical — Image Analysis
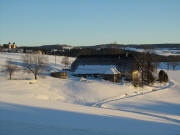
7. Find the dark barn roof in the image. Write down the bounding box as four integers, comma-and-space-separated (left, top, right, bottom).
71, 53, 136, 73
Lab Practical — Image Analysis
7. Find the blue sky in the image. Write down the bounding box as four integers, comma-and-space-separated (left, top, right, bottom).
0, 0, 180, 46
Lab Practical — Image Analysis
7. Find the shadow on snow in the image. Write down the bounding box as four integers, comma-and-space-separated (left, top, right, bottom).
0, 102, 180, 135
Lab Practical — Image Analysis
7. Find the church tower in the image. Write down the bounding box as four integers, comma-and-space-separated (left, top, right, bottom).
8, 42, 11, 49
13, 42, 16, 48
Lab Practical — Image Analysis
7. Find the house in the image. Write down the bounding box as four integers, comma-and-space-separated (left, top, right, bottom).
71, 53, 137, 82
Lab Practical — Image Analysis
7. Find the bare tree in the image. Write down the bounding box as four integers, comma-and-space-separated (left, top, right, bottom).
170, 62, 179, 70
4, 59, 19, 80
135, 51, 156, 86
61, 56, 70, 67
22, 54, 48, 80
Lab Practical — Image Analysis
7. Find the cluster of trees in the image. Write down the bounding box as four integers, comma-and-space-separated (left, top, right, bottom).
23, 54, 48, 80
61, 56, 71, 68
3, 54, 48, 80
133, 51, 157, 86
44, 48, 125, 57
133, 51, 169, 87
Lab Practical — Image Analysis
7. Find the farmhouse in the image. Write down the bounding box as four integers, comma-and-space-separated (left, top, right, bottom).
71, 53, 137, 82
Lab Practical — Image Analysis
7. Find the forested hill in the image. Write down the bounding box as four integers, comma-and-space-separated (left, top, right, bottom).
17, 43, 180, 50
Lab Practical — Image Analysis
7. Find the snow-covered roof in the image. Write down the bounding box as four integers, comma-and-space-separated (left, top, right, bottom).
74, 65, 120, 75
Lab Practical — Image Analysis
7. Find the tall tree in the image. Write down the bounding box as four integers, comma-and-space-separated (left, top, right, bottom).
22, 54, 48, 80
135, 51, 156, 86
61, 56, 71, 67
4, 59, 18, 80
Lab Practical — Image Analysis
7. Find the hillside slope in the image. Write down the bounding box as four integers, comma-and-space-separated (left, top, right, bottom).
0, 52, 179, 135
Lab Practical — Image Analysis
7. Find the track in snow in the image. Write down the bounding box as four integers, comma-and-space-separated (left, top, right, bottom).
91, 81, 175, 108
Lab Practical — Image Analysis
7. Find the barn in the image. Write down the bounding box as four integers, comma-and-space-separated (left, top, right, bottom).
71, 53, 137, 82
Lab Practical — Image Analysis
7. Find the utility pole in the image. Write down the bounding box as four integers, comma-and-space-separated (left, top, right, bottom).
53, 49, 57, 66
55, 53, 56, 66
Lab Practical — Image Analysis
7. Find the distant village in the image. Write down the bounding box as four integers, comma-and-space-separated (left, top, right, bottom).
1, 42, 18, 52
1, 42, 180, 57
1, 42, 180, 86
1, 42, 180, 64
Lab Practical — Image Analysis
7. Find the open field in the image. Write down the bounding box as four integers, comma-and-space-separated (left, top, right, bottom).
0, 52, 180, 135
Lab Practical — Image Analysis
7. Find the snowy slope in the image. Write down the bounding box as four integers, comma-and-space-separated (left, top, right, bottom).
0, 52, 180, 135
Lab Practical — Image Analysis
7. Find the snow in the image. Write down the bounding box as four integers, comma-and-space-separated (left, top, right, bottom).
74, 65, 119, 75
125, 47, 180, 56
0, 52, 180, 135
125, 47, 144, 53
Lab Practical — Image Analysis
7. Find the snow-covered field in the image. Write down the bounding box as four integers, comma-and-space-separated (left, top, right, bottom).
125, 47, 180, 56
0, 52, 180, 135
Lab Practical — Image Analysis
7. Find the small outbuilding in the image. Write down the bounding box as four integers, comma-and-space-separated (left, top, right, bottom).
51, 72, 68, 79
